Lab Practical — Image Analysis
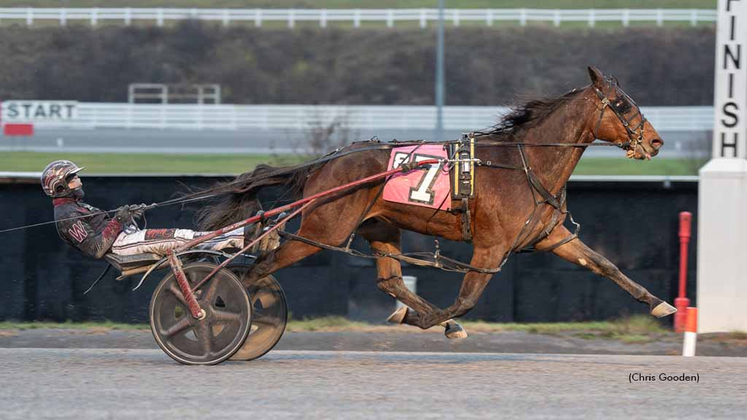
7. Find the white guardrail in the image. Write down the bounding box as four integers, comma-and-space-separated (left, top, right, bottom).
0, 8, 716, 28
3, 103, 714, 132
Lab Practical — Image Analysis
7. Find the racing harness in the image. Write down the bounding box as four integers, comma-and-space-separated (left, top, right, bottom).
272, 78, 649, 275
3, 77, 646, 278
274, 134, 588, 276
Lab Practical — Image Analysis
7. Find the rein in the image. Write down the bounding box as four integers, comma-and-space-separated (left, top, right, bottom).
0, 82, 636, 236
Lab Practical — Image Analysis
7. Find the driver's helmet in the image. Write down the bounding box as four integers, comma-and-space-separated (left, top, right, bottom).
41, 160, 85, 198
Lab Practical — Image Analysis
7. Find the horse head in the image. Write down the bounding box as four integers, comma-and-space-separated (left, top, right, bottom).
585, 66, 663, 160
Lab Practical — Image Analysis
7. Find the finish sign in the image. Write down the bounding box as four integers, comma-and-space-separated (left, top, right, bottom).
713, 0, 747, 158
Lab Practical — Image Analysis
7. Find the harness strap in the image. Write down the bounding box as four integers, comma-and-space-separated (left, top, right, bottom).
526, 170, 561, 209
479, 161, 523, 170
279, 231, 500, 274
539, 230, 578, 253
593, 96, 608, 140
517, 187, 577, 253
461, 197, 473, 243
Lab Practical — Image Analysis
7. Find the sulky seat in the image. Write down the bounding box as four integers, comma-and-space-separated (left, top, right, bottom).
104, 253, 162, 272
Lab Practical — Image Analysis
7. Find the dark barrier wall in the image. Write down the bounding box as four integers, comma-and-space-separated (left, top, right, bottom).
0, 175, 697, 323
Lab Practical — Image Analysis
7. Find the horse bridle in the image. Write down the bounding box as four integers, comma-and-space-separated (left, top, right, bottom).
591, 77, 647, 153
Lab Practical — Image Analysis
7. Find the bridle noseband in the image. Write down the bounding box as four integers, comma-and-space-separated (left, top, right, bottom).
590, 77, 648, 154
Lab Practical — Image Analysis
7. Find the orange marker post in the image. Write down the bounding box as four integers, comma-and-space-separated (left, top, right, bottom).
674, 212, 692, 333
682, 307, 698, 357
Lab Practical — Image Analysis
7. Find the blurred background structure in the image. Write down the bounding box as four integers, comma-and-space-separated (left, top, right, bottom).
0, 1, 718, 323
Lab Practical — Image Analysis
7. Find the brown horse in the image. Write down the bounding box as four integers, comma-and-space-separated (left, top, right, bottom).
199, 67, 675, 338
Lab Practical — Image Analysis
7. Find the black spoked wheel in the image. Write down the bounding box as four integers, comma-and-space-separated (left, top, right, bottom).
229, 272, 288, 361
150, 262, 251, 365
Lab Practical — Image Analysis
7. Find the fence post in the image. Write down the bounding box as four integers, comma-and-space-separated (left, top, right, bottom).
125, 7, 131, 26
255, 9, 262, 27
420, 8, 426, 28
354, 9, 361, 28
157, 8, 164, 27
588, 9, 595, 28
91, 104, 98, 129
60, 8, 67, 26
288, 9, 295, 28
486, 9, 493, 26
622, 9, 629, 27
222, 9, 229, 27
387, 9, 394, 27
261, 107, 268, 131
453, 9, 459, 27
26, 7, 33, 26
690, 9, 697, 27
321, 9, 327, 28
553, 9, 561, 27
91, 8, 98, 26
159, 104, 167, 129
519, 8, 526, 26
656, 8, 663, 27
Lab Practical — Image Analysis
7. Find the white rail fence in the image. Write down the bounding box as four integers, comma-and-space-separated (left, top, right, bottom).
5, 103, 713, 132
0, 8, 717, 28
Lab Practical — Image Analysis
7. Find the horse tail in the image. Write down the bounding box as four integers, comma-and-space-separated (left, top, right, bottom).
196, 162, 320, 231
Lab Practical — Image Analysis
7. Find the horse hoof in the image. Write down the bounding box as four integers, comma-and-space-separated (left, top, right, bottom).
651, 301, 677, 318
387, 306, 408, 324
442, 320, 468, 339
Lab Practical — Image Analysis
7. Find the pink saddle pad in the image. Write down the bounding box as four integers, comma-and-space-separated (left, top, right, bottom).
382, 144, 451, 210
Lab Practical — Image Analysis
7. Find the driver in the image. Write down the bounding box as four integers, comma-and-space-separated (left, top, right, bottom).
42, 160, 272, 259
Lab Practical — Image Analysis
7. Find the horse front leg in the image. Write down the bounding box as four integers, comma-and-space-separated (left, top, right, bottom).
535, 226, 676, 317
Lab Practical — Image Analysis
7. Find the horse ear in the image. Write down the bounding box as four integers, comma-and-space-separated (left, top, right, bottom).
587, 66, 604, 87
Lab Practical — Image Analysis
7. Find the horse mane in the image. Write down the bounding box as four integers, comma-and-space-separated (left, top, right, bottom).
486, 88, 584, 140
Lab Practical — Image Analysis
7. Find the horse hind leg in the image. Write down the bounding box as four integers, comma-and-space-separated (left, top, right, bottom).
408, 245, 505, 331
242, 239, 322, 286
358, 220, 468, 339
244, 187, 380, 285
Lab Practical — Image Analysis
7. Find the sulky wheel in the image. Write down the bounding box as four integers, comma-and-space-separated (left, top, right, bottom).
229, 272, 288, 361
150, 262, 251, 365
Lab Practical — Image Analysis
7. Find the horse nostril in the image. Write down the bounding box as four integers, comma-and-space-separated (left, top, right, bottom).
651, 139, 663, 149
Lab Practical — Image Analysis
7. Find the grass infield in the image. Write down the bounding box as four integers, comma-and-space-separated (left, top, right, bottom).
0, 315, 667, 334
0, 152, 705, 176
0, 315, 747, 345
0, 315, 666, 335
4, 316, 742, 345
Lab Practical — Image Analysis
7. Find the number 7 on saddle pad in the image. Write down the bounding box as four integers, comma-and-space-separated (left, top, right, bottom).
382, 144, 452, 210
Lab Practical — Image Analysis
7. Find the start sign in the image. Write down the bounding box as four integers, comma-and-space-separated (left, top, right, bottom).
0, 101, 78, 122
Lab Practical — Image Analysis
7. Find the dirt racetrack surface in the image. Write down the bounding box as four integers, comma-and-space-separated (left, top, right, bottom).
3, 329, 746, 418
2, 348, 745, 419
